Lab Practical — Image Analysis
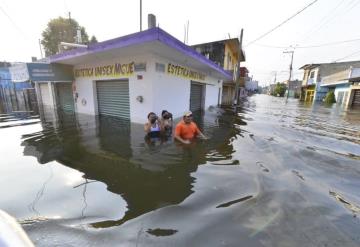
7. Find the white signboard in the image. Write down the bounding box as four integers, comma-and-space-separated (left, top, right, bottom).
9, 63, 29, 82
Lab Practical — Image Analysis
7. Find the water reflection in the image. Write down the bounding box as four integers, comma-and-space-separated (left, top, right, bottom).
21, 106, 241, 227
2, 95, 359, 246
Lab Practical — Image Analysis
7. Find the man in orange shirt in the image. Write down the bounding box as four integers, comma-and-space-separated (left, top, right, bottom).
174, 111, 207, 144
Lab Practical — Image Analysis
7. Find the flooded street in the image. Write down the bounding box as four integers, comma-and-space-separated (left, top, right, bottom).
1, 94, 360, 246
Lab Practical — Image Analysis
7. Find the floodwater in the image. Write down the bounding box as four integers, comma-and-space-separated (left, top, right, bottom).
1, 95, 360, 247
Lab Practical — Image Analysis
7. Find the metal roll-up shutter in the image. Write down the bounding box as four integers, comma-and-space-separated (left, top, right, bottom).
352, 90, 360, 107
190, 82, 204, 112
96, 80, 130, 119
56, 83, 74, 112
39, 83, 51, 106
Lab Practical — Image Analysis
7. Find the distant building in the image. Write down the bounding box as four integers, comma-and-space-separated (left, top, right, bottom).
192, 38, 246, 105
283, 79, 301, 98
245, 77, 258, 92
321, 66, 360, 107
299, 60, 360, 104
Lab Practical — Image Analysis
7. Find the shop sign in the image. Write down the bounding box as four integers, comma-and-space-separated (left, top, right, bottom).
167, 63, 205, 81
74, 62, 135, 78
134, 62, 146, 72
27, 63, 73, 81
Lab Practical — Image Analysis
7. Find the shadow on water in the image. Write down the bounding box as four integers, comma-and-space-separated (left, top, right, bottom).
20, 106, 243, 228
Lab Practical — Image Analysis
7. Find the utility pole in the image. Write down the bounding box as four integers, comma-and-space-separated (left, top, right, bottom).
140, 0, 142, 31
38, 39, 43, 58
233, 28, 243, 106
186, 20, 189, 44
283, 50, 294, 99
273, 71, 277, 84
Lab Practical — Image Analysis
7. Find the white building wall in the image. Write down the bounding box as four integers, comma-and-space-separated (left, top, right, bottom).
73, 54, 154, 123
151, 55, 222, 120
72, 53, 224, 123
334, 86, 350, 103
205, 82, 220, 108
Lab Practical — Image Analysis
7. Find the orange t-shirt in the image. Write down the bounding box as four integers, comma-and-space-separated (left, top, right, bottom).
175, 120, 200, 140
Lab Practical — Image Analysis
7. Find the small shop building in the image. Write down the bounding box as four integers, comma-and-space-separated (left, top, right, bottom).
46, 27, 231, 123
8, 62, 73, 119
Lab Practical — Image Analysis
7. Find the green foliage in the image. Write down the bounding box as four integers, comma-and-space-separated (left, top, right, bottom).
324, 91, 336, 104
41, 17, 96, 56
272, 82, 287, 97
90, 35, 98, 44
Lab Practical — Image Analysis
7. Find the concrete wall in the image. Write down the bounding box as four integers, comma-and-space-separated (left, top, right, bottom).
334, 85, 350, 104
224, 42, 237, 71
151, 54, 221, 120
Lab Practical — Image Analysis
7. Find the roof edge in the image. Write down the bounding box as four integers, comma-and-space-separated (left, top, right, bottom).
49, 27, 231, 80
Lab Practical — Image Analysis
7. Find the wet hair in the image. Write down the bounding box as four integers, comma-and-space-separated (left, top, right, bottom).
161, 110, 168, 117
147, 112, 156, 119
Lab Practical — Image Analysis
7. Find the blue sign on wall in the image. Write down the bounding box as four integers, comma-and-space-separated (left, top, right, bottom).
27, 63, 74, 81
10, 63, 74, 82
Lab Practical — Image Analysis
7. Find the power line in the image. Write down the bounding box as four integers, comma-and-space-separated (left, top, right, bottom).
297, 0, 347, 43
297, 0, 360, 43
254, 38, 360, 49
332, 49, 360, 62
245, 0, 319, 47
0, 5, 27, 38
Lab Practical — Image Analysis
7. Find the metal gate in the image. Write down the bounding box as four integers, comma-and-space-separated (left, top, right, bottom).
96, 80, 130, 119
190, 81, 205, 112
56, 83, 74, 112
352, 89, 360, 107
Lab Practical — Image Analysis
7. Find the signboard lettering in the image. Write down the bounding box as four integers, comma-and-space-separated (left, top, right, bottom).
167, 63, 205, 81
74, 62, 135, 78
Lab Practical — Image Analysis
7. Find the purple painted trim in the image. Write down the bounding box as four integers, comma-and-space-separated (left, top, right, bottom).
50, 28, 231, 80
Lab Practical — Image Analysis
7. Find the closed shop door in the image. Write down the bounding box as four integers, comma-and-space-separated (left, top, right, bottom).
56, 83, 74, 112
96, 80, 130, 119
190, 82, 205, 112
352, 89, 360, 107
39, 83, 51, 106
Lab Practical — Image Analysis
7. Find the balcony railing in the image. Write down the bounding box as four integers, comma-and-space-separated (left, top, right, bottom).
307, 78, 315, 85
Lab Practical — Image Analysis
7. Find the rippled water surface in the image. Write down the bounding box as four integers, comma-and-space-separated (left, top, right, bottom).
1, 95, 360, 246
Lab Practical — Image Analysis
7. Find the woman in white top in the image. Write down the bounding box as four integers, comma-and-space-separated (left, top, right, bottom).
144, 112, 163, 138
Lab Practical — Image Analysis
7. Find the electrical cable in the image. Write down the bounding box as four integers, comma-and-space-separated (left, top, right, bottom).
332, 49, 360, 62
0, 5, 27, 38
245, 0, 319, 47
254, 38, 360, 49
297, 0, 348, 43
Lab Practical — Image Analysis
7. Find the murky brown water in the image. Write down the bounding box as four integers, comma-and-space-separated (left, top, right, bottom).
1, 95, 360, 246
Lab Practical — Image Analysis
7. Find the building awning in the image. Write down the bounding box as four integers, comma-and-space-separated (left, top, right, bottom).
350, 77, 360, 82
299, 64, 320, 70
320, 81, 349, 87
50, 28, 232, 81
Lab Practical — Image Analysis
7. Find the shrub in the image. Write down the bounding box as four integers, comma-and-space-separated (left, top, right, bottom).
324, 91, 336, 104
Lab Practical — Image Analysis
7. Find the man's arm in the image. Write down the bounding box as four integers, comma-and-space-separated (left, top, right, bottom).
197, 130, 208, 140
174, 134, 191, 144
195, 125, 208, 140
